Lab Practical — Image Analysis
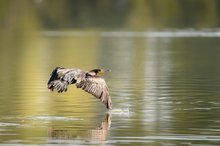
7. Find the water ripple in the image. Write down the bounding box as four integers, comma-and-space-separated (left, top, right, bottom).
115, 135, 220, 141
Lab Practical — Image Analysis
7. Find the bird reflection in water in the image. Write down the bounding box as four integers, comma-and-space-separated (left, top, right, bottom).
48, 114, 111, 142
87, 114, 111, 141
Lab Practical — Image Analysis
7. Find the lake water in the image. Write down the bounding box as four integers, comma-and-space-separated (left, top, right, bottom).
0, 31, 220, 145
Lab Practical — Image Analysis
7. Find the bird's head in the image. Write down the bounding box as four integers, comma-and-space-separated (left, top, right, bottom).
88, 69, 111, 76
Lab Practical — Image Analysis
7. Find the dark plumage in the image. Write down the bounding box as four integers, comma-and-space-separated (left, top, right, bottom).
47, 67, 112, 109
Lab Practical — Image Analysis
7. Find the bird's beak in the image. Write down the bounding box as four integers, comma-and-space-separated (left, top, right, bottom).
104, 69, 111, 73
100, 69, 111, 74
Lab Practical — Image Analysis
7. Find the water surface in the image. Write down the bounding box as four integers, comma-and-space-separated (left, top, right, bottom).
0, 31, 220, 145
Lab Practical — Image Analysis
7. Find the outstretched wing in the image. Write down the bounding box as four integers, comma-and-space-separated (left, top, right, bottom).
76, 76, 112, 109
48, 80, 68, 93
47, 67, 84, 93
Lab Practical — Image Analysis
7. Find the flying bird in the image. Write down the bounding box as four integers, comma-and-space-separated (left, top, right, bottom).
47, 67, 112, 109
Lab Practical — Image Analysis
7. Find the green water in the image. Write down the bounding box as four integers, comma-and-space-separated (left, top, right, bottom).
0, 31, 220, 145
1, 1, 220, 145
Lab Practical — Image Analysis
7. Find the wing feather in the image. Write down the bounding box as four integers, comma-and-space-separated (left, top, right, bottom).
47, 67, 84, 93
76, 76, 112, 109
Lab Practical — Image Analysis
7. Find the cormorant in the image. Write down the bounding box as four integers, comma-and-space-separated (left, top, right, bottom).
47, 67, 112, 109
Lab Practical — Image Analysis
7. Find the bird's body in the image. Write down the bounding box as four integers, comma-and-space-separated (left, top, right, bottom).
47, 67, 112, 109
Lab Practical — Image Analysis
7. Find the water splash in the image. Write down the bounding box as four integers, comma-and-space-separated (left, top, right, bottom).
107, 107, 131, 116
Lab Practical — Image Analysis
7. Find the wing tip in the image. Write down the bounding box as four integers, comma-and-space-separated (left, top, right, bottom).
107, 104, 112, 109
